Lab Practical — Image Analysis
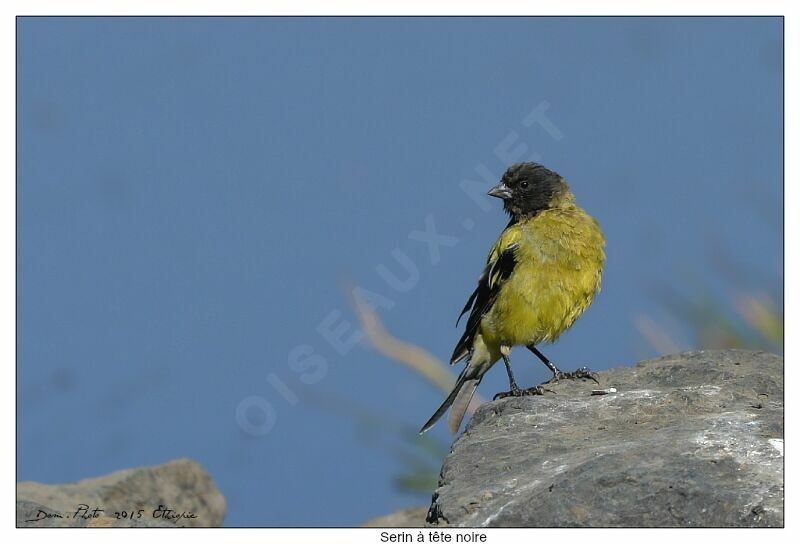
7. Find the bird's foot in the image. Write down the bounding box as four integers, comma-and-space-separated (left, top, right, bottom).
493, 384, 552, 400
520, 385, 553, 396
493, 383, 522, 400
546, 366, 600, 385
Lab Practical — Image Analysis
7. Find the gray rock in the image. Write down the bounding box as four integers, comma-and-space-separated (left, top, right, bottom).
427, 349, 783, 527
17, 458, 225, 527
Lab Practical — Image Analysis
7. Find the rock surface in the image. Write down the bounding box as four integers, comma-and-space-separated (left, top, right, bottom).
427, 349, 783, 527
17, 458, 225, 527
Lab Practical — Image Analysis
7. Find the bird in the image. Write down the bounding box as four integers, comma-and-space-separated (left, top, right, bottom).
419, 162, 606, 434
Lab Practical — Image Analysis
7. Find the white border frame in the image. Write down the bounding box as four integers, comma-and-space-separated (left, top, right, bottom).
4, 3, 793, 543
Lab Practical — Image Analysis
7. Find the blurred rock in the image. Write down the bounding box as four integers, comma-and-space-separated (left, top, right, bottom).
427, 349, 783, 527
362, 506, 428, 527
17, 458, 225, 527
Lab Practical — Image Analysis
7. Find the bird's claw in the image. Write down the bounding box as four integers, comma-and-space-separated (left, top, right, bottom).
521, 385, 553, 396
493, 384, 553, 400
493, 383, 521, 400
547, 366, 600, 385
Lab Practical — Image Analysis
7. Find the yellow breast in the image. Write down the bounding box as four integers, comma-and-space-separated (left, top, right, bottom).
481, 204, 605, 348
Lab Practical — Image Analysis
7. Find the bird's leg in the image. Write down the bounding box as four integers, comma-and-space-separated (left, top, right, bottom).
527, 345, 562, 375
494, 353, 521, 399
494, 350, 553, 400
504, 358, 520, 395
526, 345, 599, 384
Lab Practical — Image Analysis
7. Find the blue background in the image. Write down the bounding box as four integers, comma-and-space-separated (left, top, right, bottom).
17, 17, 782, 526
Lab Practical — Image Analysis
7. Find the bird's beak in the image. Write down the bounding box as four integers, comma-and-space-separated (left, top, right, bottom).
488, 182, 512, 200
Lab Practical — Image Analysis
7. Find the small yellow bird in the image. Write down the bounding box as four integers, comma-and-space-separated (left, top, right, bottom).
420, 162, 606, 434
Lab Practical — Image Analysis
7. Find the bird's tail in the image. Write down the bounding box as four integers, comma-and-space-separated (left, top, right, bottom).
419, 365, 481, 435
446, 378, 479, 434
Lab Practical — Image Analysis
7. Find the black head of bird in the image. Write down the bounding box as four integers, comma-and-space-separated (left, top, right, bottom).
488, 162, 570, 220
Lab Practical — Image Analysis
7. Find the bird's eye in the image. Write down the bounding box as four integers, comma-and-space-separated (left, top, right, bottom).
520, 181, 529, 189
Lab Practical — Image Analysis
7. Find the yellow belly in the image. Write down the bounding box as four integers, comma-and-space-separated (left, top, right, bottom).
480, 206, 605, 349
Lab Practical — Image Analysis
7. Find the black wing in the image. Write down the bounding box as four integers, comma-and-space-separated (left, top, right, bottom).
450, 246, 517, 364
